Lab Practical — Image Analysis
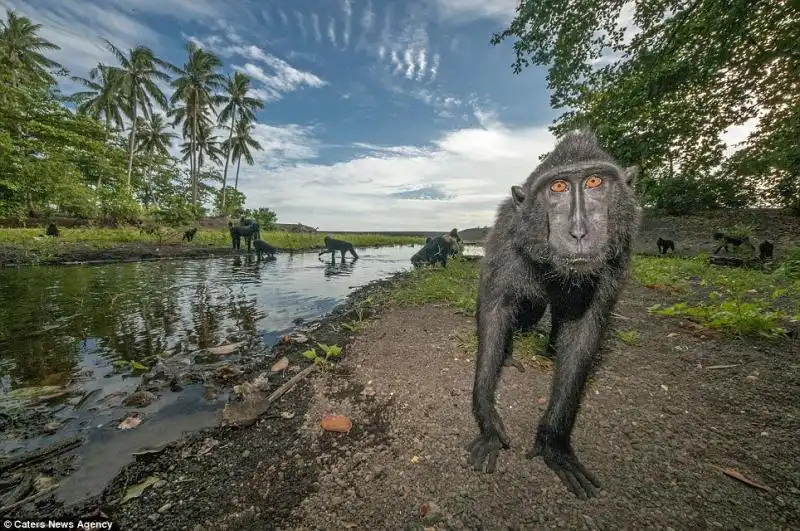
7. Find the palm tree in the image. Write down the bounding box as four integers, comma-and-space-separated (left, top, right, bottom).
70, 65, 127, 131
216, 72, 264, 207
102, 39, 175, 186
136, 113, 177, 205
222, 119, 263, 193
0, 9, 61, 87
170, 41, 225, 204
179, 119, 223, 171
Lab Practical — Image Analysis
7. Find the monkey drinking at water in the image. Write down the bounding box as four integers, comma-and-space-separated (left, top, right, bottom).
656, 237, 675, 255
411, 233, 456, 268
228, 221, 261, 252
712, 231, 755, 254
318, 236, 359, 260
467, 129, 640, 500
253, 239, 277, 261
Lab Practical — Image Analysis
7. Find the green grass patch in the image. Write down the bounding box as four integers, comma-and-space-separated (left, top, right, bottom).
0, 227, 424, 251
633, 254, 799, 337
389, 258, 479, 314
453, 329, 552, 367
616, 329, 640, 345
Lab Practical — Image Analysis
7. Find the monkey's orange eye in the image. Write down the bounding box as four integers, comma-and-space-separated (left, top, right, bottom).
550, 180, 568, 193
586, 175, 603, 188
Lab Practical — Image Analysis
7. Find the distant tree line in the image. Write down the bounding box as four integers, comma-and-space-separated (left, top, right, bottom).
0, 8, 273, 226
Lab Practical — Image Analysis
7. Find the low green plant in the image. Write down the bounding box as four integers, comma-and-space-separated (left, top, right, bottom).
302, 342, 343, 369
389, 259, 479, 314
616, 329, 640, 345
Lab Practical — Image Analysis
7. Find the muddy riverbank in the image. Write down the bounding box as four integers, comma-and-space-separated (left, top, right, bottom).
7, 254, 799, 529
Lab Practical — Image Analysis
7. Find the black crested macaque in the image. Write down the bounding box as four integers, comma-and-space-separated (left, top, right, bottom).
240, 217, 255, 226
712, 231, 755, 254
318, 236, 359, 260
410, 233, 456, 268
253, 239, 277, 260
447, 228, 463, 256
425, 236, 432, 244
468, 129, 640, 500
182, 227, 197, 242
228, 221, 261, 252
45, 223, 59, 237
759, 240, 774, 261
656, 237, 675, 255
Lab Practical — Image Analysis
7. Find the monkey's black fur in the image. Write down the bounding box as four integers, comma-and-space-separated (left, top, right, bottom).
656, 237, 675, 254
318, 236, 359, 260
182, 227, 197, 242
45, 223, 59, 237
253, 239, 277, 260
712, 231, 755, 254
411, 234, 455, 268
759, 240, 774, 261
468, 129, 640, 500
229, 221, 261, 252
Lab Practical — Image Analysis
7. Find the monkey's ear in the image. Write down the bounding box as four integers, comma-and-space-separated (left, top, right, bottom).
623, 166, 639, 187
511, 185, 525, 206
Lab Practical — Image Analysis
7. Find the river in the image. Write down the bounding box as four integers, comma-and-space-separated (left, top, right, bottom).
0, 243, 481, 505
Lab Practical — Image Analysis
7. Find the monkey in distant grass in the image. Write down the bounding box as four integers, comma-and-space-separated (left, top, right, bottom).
759, 240, 774, 261
656, 237, 675, 255
182, 227, 197, 242
411, 233, 456, 268
467, 129, 640, 500
45, 223, 59, 237
318, 236, 359, 260
253, 239, 277, 261
712, 231, 755, 254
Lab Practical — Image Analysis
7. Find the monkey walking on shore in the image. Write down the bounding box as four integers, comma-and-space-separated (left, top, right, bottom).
182, 227, 197, 242
318, 236, 359, 261
467, 129, 640, 500
656, 237, 675, 255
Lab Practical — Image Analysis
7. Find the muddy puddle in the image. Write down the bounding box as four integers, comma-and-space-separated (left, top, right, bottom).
0, 244, 494, 506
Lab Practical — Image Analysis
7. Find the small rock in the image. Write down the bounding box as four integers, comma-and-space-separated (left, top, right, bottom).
242, 450, 251, 458
158, 503, 172, 514
271, 357, 289, 373
123, 390, 157, 407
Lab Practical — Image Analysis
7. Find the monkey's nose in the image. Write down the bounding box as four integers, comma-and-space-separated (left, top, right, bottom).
569, 225, 587, 242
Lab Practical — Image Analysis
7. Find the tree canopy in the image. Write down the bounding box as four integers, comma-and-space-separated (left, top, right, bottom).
492, 0, 800, 214
0, 8, 269, 224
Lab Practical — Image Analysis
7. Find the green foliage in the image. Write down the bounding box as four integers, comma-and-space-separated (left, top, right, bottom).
633, 255, 797, 338
616, 330, 640, 346
244, 207, 278, 231
492, 1, 799, 212
779, 247, 800, 280
302, 342, 343, 369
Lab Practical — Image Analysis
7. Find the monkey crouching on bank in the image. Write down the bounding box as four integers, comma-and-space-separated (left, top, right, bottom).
467, 129, 640, 500
657, 237, 675, 254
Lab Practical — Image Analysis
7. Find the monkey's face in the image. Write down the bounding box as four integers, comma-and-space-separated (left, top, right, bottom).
512, 162, 637, 275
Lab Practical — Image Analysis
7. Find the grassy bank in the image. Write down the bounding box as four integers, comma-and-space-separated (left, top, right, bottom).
0, 228, 425, 266
386, 253, 799, 359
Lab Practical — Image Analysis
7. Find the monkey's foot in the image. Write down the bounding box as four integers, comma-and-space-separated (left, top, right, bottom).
526, 441, 601, 500
502, 356, 525, 372
466, 430, 511, 473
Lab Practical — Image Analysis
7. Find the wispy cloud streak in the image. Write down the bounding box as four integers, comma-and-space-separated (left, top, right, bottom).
311, 13, 322, 43
294, 11, 307, 41
327, 18, 337, 47
342, 0, 352, 49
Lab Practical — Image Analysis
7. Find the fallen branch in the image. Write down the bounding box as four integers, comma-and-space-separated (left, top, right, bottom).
711, 465, 771, 492
223, 364, 317, 428
0, 484, 59, 513
705, 364, 740, 370
0, 437, 83, 474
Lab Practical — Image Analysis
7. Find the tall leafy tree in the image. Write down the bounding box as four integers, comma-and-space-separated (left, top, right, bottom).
0, 9, 61, 88
102, 39, 174, 186
179, 118, 223, 171
216, 72, 264, 208
222, 119, 263, 193
491, 0, 800, 211
135, 113, 177, 207
169, 41, 224, 204
70, 65, 127, 131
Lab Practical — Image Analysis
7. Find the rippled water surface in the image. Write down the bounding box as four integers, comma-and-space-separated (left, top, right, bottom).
0, 243, 482, 503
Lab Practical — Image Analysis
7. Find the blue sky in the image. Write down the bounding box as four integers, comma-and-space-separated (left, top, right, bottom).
1, 0, 755, 230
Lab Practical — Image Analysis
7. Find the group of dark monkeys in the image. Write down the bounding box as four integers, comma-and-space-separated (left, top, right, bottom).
656, 233, 774, 261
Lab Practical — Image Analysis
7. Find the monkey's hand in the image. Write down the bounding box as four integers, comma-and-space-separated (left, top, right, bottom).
526, 438, 600, 500
466, 421, 511, 473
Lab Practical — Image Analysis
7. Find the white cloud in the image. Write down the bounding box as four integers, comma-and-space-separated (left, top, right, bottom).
311, 13, 323, 43
403, 49, 416, 79
277, 8, 289, 28
260, 8, 273, 26
295, 11, 308, 41
237, 111, 558, 231
428, 0, 519, 24
361, 0, 375, 31
430, 53, 440, 80
416, 49, 428, 80
327, 18, 337, 47
342, 0, 352, 49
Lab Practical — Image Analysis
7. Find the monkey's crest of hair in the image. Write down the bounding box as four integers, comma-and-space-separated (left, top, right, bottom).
489, 129, 641, 280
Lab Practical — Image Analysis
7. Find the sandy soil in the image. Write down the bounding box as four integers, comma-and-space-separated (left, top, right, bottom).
26, 276, 799, 530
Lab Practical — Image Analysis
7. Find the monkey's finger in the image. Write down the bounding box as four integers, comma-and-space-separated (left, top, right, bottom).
572, 460, 601, 489
485, 448, 499, 473
470, 444, 492, 471
557, 469, 588, 501
571, 469, 600, 498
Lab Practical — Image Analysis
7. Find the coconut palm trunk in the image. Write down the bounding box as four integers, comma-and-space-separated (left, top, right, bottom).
234, 154, 242, 191
192, 103, 199, 203
126, 97, 138, 185
221, 110, 237, 209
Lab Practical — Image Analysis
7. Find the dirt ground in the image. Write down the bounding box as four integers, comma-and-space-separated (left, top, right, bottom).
28, 277, 799, 530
